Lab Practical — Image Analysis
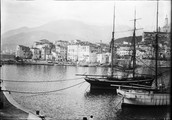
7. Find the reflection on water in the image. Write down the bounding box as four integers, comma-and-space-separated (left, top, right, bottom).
1, 65, 170, 120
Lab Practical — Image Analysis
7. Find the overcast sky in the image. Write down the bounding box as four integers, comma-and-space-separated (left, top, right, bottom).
1, 0, 171, 34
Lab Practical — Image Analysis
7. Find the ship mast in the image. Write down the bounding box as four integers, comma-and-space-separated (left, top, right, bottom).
155, 0, 159, 88
131, 8, 141, 79
111, 4, 115, 77
132, 9, 136, 79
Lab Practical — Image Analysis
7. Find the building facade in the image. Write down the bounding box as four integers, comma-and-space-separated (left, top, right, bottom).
67, 44, 79, 62
16, 45, 32, 59
33, 39, 54, 60
30, 47, 41, 60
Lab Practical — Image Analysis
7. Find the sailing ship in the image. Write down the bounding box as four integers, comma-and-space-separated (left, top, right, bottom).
77, 5, 155, 90
117, 0, 170, 107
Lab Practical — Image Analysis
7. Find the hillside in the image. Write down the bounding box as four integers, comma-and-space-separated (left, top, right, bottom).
1, 20, 133, 51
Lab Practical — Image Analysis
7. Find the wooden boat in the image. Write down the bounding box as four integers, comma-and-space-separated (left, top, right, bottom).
117, 87, 170, 107
77, 5, 155, 90
116, 0, 170, 107
84, 74, 154, 90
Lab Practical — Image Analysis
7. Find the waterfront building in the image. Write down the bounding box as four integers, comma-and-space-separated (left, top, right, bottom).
55, 44, 67, 62
46, 54, 53, 61
30, 47, 41, 60
54, 40, 70, 62
67, 40, 100, 63
67, 44, 79, 62
40, 46, 51, 60
51, 51, 61, 61
78, 45, 90, 62
89, 52, 97, 63
33, 39, 54, 60
16, 45, 32, 59
97, 53, 109, 64
79, 43, 100, 63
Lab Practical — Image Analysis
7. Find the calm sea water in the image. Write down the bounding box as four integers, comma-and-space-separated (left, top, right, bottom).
1, 65, 170, 120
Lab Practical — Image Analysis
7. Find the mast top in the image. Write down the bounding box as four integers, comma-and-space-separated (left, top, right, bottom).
112, 4, 115, 34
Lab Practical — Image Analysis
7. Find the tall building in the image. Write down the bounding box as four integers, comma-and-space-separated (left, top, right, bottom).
67, 40, 101, 63
54, 40, 69, 61
33, 39, 54, 60
67, 44, 79, 62
55, 45, 67, 61
30, 47, 41, 60
162, 15, 170, 32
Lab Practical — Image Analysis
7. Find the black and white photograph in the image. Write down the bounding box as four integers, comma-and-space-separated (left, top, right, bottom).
0, 0, 171, 119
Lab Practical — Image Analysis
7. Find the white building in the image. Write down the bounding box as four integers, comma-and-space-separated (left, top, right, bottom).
30, 47, 41, 60
89, 53, 97, 63
67, 44, 79, 62
97, 53, 109, 64
55, 45, 67, 61
40, 47, 51, 60
78, 45, 90, 62
67, 42, 101, 63
33, 39, 54, 60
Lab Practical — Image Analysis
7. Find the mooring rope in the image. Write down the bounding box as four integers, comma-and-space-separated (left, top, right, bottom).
2, 81, 86, 95
0, 77, 84, 83
114, 96, 124, 110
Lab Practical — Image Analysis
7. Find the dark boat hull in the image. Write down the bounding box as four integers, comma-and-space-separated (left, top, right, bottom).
85, 76, 154, 90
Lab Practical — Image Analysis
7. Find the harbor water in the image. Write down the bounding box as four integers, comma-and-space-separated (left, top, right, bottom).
1, 65, 170, 120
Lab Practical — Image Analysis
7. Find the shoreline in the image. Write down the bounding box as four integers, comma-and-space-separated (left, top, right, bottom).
1, 59, 170, 68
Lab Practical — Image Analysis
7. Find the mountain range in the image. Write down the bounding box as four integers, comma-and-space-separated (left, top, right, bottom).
1, 19, 142, 51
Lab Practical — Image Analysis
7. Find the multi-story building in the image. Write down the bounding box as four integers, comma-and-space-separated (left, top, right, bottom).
16, 45, 32, 59
78, 45, 90, 62
33, 39, 54, 60
54, 40, 69, 61
55, 45, 67, 61
40, 46, 51, 60
51, 51, 61, 61
67, 44, 79, 62
97, 53, 109, 64
89, 52, 97, 63
67, 40, 101, 63
30, 47, 41, 60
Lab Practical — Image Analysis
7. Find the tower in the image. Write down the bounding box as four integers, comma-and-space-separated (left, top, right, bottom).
163, 15, 169, 32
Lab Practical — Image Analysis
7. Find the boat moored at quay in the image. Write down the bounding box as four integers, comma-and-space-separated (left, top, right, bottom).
77, 5, 156, 91
116, 0, 170, 108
